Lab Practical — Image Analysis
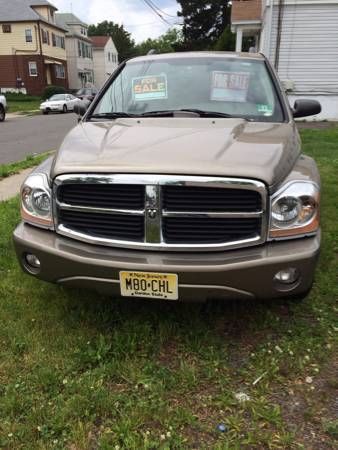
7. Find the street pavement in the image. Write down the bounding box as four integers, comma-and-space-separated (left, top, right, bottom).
0, 113, 78, 165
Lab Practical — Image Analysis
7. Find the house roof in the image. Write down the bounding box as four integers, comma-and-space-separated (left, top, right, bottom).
0, 0, 56, 21
91, 36, 110, 48
55, 13, 88, 30
0, 0, 66, 31
55, 13, 91, 41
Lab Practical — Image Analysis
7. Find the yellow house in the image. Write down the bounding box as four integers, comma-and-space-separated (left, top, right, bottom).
0, 0, 68, 95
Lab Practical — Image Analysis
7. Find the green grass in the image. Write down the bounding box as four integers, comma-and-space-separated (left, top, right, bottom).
7, 99, 41, 114
5, 94, 41, 114
0, 153, 52, 180
0, 128, 337, 449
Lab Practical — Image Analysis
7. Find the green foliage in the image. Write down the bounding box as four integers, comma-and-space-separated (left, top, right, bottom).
42, 85, 67, 100
3, 92, 40, 102
88, 21, 136, 61
177, 0, 231, 50
0, 153, 51, 180
135, 28, 183, 56
214, 27, 236, 52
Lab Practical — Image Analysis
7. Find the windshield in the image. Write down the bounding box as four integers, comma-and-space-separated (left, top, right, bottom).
49, 94, 66, 101
91, 57, 284, 122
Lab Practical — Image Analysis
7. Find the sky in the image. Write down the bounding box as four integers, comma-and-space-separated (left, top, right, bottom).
51, 0, 182, 42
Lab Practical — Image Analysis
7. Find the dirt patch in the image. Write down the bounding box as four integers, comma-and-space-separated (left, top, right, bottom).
271, 356, 338, 449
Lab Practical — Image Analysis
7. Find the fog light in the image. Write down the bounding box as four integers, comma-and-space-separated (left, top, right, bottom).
274, 268, 300, 285
25, 253, 41, 269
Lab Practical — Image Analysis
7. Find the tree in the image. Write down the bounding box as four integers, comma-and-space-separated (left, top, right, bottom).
176, 0, 232, 51
214, 27, 236, 52
135, 28, 183, 56
88, 21, 137, 61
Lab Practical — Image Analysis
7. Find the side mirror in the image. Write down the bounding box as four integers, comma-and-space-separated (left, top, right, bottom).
74, 100, 89, 117
293, 100, 321, 118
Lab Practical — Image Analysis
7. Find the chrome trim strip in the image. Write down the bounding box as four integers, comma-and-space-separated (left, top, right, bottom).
145, 185, 162, 243
163, 210, 264, 219
57, 225, 262, 251
56, 201, 145, 216
57, 276, 254, 299
54, 174, 267, 191
53, 174, 268, 252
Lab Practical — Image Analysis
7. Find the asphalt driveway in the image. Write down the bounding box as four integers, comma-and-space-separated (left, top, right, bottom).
0, 113, 78, 164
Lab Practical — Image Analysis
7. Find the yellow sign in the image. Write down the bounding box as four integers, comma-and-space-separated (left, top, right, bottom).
120, 271, 178, 300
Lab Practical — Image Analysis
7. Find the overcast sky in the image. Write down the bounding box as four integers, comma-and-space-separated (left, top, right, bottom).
52, 0, 182, 42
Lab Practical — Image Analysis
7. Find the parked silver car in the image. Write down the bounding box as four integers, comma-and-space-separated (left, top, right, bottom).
40, 94, 79, 114
0, 94, 7, 122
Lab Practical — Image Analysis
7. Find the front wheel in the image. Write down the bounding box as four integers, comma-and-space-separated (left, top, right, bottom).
0, 105, 5, 122
62, 105, 67, 114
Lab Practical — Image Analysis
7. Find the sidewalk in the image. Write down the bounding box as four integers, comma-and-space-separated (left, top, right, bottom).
0, 168, 33, 201
6, 110, 40, 119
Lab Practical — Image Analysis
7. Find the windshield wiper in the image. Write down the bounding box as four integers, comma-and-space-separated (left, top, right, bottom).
180, 109, 241, 119
140, 110, 177, 117
88, 112, 137, 120
140, 109, 248, 119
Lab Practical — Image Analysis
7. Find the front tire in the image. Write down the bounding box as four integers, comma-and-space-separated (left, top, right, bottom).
62, 105, 67, 114
0, 105, 5, 122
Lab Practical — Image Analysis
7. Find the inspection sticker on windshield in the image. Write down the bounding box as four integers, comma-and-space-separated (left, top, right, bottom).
132, 74, 168, 101
257, 104, 273, 116
211, 71, 250, 103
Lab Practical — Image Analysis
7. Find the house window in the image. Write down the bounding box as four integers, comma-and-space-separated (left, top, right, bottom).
28, 61, 38, 77
25, 29, 33, 42
47, 31, 50, 45
108, 52, 110, 62
42, 29, 47, 44
2, 24, 12, 33
52, 33, 56, 46
55, 64, 65, 79
78, 40, 82, 57
82, 41, 85, 57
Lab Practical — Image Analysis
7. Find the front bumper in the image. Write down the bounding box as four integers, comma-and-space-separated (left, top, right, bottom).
13, 223, 321, 301
40, 105, 63, 112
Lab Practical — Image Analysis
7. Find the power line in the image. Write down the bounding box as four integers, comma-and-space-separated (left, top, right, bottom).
146, 0, 178, 18
138, 0, 173, 25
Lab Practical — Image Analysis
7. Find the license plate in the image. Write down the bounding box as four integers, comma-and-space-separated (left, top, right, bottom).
119, 271, 178, 300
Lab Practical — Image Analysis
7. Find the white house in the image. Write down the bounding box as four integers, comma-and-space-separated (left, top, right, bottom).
56, 13, 94, 90
91, 36, 118, 88
231, 0, 338, 120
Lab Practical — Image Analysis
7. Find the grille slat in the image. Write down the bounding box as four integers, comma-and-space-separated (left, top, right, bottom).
163, 217, 261, 244
59, 210, 144, 241
163, 186, 262, 212
58, 184, 145, 209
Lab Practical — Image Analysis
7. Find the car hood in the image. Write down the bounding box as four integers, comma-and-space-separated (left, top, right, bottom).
51, 117, 300, 191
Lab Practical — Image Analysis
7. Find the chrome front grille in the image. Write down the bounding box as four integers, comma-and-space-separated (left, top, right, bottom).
54, 175, 267, 252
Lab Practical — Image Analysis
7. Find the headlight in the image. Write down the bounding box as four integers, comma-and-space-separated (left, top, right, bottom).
269, 181, 319, 239
21, 174, 54, 229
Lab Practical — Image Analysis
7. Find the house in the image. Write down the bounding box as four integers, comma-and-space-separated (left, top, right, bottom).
55, 13, 94, 90
231, 0, 338, 120
0, 0, 68, 95
91, 36, 118, 88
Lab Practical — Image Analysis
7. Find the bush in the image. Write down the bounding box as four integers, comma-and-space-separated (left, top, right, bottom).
4, 92, 41, 102
42, 85, 67, 100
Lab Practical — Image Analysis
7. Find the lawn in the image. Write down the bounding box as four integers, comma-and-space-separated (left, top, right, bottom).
0, 153, 51, 180
0, 127, 337, 449
5, 94, 41, 114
